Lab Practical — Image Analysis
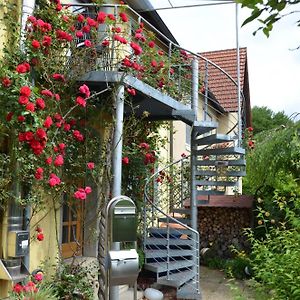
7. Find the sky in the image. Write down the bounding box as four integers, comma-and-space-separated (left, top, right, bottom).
149, 0, 300, 118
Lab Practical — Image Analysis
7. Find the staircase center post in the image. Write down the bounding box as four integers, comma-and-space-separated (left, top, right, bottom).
191, 58, 199, 231
110, 84, 125, 300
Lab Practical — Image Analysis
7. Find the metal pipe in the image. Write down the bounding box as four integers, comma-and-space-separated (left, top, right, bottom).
204, 61, 209, 121
110, 85, 125, 300
20, 0, 36, 51
236, 3, 242, 146
191, 58, 199, 118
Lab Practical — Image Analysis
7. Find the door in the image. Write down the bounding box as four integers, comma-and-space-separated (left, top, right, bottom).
61, 202, 83, 258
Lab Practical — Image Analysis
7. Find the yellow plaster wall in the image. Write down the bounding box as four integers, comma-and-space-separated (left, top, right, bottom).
29, 202, 61, 274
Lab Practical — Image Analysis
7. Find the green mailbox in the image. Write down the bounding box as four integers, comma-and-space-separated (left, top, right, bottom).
112, 199, 137, 242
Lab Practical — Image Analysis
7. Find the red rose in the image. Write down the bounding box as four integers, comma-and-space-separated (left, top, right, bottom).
52, 73, 65, 81
85, 186, 92, 194
34, 167, 44, 180
41, 89, 53, 97
56, 3, 62, 11
59, 143, 66, 151
6, 112, 13, 122
74, 190, 86, 200
36, 226, 43, 233
130, 42, 142, 55
122, 157, 129, 165
2, 77, 12, 87
42, 35, 52, 47
36, 128, 47, 140
119, 12, 128, 22
48, 173, 61, 187
148, 41, 155, 48
87, 17, 97, 27
139, 142, 150, 150
25, 131, 34, 141
127, 88, 136, 96
54, 154, 64, 166
54, 93, 60, 101
34, 273, 43, 282
247, 127, 253, 132
16, 63, 30, 73
25, 102, 35, 112
64, 123, 71, 131
76, 96, 86, 107
77, 14, 85, 22
87, 162, 94, 169
84, 39, 92, 47
82, 25, 90, 33
31, 40, 40, 49
45, 156, 52, 165
19, 96, 29, 105
43, 116, 53, 128
107, 14, 115, 21
102, 39, 109, 47
36, 98, 45, 110
76, 31, 83, 38
73, 130, 84, 141
18, 115, 25, 122
37, 232, 44, 241
20, 86, 31, 97
97, 11, 106, 23
79, 84, 90, 98
13, 283, 23, 294
54, 113, 62, 120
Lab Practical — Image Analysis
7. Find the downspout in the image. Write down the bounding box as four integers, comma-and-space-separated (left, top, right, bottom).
21, 0, 36, 271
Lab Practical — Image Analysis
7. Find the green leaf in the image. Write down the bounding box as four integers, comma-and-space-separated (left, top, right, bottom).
242, 8, 263, 26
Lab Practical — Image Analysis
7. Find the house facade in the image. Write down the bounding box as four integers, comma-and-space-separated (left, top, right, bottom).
0, 0, 249, 299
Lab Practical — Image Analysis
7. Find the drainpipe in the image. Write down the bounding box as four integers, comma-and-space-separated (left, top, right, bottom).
21, 0, 36, 271
110, 85, 125, 300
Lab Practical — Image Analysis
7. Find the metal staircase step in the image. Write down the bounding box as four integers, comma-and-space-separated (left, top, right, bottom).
157, 270, 196, 288
144, 249, 193, 259
145, 238, 194, 247
194, 146, 245, 156
149, 227, 192, 237
195, 170, 246, 177
196, 190, 225, 196
193, 121, 217, 135
172, 208, 192, 215
144, 260, 194, 273
197, 199, 210, 205
177, 281, 201, 299
172, 109, 195, 125
193, 133, 232, 146
195, 180, 238, 187
195, 158, 246, 166
158, 217, 191, 226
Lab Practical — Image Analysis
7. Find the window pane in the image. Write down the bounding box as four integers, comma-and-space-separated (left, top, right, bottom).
62, 226, 69, 243
70, 225, 77, 242
63, 204, 69, 222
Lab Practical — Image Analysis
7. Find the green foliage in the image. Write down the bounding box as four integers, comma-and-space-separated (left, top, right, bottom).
48, 262, 96, 300
251, 106, 292, 135
237, 0, 299, 39
242, 121, 300, 298
225, 255, 251, 280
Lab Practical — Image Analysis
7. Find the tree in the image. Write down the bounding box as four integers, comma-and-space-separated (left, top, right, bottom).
251, 106, 292, 135
237, 0, 300, 39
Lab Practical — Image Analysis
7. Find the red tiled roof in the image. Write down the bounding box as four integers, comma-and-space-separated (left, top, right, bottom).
199, 48, 248, 112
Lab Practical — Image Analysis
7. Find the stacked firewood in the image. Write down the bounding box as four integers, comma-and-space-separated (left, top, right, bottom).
198, 207, 251, 258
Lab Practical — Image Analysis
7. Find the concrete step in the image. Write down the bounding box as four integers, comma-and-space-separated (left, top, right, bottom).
144, 259, 194, 273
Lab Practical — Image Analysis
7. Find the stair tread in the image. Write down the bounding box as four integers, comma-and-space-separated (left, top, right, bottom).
158, 270, 196, 288
144, 260, 194, 273
158, 217, 191, 225
149, 227, 192, 236
195, 159, 246, 166
145, 249, 193, 259
193, 121, 217, 135
193, 133, 232, 145
195, 180, 238, 187
196, 190, 225, 196
194, 146, 245, 155
172, 208, 192, 215
177, 281, 200, 299
145, 237, 193, 246
195, 170, 246, 177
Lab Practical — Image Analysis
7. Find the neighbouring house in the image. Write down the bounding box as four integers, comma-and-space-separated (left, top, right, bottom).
0, 1, 250, 299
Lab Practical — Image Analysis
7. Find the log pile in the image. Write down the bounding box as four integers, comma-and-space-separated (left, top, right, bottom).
198, 207, 251, 258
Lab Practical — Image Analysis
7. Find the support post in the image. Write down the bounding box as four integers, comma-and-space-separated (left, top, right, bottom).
191, 58, 199, 231
236, 3, 242, 147
110, 85, 125, 300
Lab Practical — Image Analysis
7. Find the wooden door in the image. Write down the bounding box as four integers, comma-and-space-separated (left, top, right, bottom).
61, 202, 83, 258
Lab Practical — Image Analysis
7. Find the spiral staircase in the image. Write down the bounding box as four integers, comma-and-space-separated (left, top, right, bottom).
70, 3, 247, 299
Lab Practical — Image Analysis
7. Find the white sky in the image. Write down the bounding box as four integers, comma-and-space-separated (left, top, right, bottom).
149, 0, 300, 117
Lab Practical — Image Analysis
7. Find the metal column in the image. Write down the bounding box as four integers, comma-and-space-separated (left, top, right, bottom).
191, 58, 199, 231
110, 84, 125, 300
